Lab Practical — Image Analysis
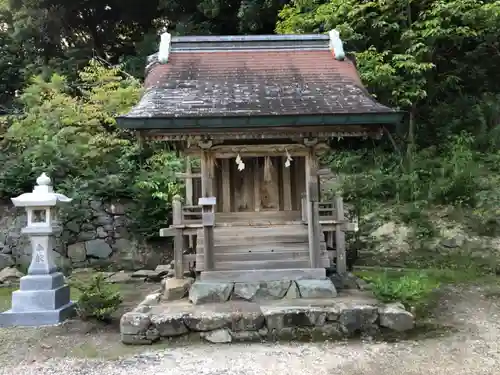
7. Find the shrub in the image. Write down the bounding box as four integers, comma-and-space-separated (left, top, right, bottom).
71, 273, 123, 322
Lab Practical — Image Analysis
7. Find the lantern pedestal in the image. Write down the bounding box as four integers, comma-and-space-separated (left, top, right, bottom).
0, 173, 75, 327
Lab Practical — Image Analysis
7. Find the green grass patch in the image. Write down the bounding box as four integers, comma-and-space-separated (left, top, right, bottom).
355, 266, 500, 317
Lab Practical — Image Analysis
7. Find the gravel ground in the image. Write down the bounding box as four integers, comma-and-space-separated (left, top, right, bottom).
2, 285, 500, 375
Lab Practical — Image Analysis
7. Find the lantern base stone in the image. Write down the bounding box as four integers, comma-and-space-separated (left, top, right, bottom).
0, 272, 76, 327
0, 302, 75, 327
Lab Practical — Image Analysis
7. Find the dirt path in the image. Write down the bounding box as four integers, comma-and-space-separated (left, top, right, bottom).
1, 284, 500, 375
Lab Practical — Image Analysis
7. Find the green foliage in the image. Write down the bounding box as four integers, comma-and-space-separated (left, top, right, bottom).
70, 273, 122, 322
359, 270, 440, 313
0, 60, 183, 238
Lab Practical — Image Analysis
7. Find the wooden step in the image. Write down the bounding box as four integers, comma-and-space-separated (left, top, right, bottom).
196, 242, 326, 254
195, 250, 323, 263
196, 255, 330, 271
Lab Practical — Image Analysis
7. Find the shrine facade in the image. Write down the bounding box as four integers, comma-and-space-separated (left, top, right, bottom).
117, 31, 402, 282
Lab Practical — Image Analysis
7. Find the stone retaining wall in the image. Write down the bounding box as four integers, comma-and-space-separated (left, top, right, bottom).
120, 290, 415, 345
0, 200, 170, 272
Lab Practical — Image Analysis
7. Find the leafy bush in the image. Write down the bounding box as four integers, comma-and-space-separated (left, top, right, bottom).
0, 60, 184, 238
360, 271, 440, 314
71, 273, 123, 322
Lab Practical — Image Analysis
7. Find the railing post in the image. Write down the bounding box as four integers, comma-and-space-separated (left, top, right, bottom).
199, 197, 216, 271
308, 181, 321, 269
301, 192, 307, 222
334, 193, 347, 274
172, 195, 184, 279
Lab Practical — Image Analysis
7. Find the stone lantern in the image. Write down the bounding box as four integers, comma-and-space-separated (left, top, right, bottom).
0, 173, 75, 327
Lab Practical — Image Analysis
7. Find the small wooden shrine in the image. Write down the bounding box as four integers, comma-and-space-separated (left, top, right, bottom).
117, 31, 402, 283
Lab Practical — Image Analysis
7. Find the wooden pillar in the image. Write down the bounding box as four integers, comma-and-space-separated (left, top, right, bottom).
221, 158, 231, 212
254, 158, 260, 211
172, 195, 184, 279
201, 150, 214, 197
282, 156, 292, 211
305, 149, 321, 268
335, 193, 347, 274
185, 156, 193, 205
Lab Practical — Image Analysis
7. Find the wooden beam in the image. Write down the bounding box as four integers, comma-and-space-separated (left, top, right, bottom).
201, 151, 213, 197
282, 156, 292, 211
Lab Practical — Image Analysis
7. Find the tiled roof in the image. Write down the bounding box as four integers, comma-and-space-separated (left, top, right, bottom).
120, 34, 397, 121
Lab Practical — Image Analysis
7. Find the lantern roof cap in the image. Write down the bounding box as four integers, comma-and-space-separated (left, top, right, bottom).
11, 173, 72, 208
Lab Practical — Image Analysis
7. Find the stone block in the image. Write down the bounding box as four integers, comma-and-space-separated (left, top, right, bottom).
296, 279, 337, 298
133, 269, 167, 282
120, 312, 151, 335
230, 328, 268, 342
201, 328, 232, 343
188, 282, 233, 305
150, 312, 189, 337
284, 281, 300, 299
338, 304, 378, 334
0, 302, 75, 327
261, 305, 327, 331
20, 273, 64, 290
0, 254, 14, 269
232, 280, 291, 301
0, 267, 23, 283
121, 334, 153, 345
378, 302, 415, 332
106, 271, 134, 284
67, 242, 86, 262
11, 285, 71, 312
85, 239, 112, 259
184, 301, 264, 332
161, 278, 194, 301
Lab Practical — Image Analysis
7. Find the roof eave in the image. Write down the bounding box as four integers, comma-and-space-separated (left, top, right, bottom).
116, 112, 405, 131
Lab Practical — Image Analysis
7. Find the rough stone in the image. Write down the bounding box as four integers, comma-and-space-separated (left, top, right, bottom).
261, 305, 327, 330
189, 282, 233, 305
150, 312, 189, 337
338, 304, 378, 334
139, 292, 161, 307
155, 264, 171, 273
378, 302, 415, 332
121, 334, 152, 345
184, 301, 264, 332
311, 323, 344, 339
0, 267, 23, 283
161, 278, 194, 301
96, 226, 107, 239
120, 312, 151, 335
106, 271, 134, 284
230, 328, 268, 342
296, 279, 337, 298
284, 281, 300, 299
0, 254, 14, 269
232, 280, 291, 301
201, 328, 232, 343
67, 243, 86, 262
85, 239, 112, 259
133, 269, 167, 282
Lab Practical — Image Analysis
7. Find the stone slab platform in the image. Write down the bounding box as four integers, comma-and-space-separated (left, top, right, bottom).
120, 290, 415, 345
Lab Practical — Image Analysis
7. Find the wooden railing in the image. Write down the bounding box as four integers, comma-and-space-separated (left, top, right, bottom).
300, 192, 352, 274
164, 195, 215, 279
